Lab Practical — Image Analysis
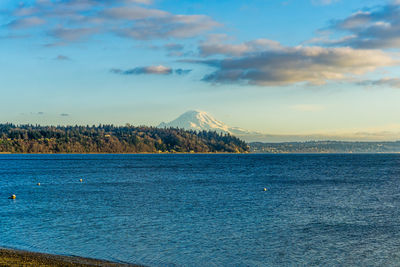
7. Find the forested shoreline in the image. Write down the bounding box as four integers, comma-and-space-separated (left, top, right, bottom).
0, 124, 249, 153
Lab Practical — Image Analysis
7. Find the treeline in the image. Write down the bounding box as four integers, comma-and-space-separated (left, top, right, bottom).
250, 141, 400, 153
0, 124, 249, 153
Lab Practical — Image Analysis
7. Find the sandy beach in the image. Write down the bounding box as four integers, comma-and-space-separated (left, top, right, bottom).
0, 248, 140, 267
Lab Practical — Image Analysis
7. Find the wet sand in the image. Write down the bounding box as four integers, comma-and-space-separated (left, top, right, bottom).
0, 248, 141, 267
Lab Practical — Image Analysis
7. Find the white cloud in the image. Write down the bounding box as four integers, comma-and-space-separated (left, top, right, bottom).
199, 38, 282, 57
101, 6, 168, 20
8, 17, 46, 29
116, 14, 220, 39
314, 2, 400, 49
8, 0, 220, 42
49, 27, 99, 41
194, 43, 395, 86
111, 65, 172, 75
111, 65, 192, 75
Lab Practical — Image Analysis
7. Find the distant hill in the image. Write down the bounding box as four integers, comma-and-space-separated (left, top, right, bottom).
0, 124, 249, 153
250, 141, 400, 153
158, 110, 257, 136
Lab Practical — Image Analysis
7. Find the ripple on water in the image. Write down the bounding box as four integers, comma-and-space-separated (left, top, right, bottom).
1, 154, 400, 266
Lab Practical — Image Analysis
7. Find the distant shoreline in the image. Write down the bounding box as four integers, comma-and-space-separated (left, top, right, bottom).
249, 140, 400, 153
0, 248, 140, 266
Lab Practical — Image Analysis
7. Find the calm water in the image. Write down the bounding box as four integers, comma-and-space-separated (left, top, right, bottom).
1, 154, 400, 266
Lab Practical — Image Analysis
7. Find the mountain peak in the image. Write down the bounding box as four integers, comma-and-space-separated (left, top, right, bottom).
158, 110, 230, 133
158, 110, 262, 140
179, 110, 209, 119
183, 110, 206, 114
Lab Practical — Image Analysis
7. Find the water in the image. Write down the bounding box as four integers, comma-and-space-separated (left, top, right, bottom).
1, 154, 400, 266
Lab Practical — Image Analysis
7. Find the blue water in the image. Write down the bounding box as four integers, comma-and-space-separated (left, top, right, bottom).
1, 154, 400, 266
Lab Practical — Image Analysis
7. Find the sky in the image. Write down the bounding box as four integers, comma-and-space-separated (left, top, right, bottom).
1, 0, 400, 141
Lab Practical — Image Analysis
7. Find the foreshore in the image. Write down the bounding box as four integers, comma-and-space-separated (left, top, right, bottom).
0, 248, 141, 267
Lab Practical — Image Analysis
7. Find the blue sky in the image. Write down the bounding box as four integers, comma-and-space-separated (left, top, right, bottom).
1, 0, 400, 140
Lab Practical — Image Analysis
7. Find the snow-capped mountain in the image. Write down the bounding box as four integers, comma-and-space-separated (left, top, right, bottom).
158, 110, 257, 135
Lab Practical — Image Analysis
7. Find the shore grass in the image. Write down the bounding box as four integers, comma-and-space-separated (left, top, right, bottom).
0, 248, 140, 267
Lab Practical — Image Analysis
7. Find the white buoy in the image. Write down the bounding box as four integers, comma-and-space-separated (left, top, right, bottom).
263, 188, 267, 191
8, 194, 16, 199
80, 179, 83, 182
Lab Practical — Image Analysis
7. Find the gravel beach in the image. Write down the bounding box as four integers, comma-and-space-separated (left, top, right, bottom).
0, 248, 141, 267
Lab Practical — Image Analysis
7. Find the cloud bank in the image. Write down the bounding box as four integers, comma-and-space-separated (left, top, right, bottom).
7, 0, 219, 43
194, 43, 394, 86
194, 1, 400, 88
7, 0, 400, 89
199, 38, 282, 57
316, 2, 400, 49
